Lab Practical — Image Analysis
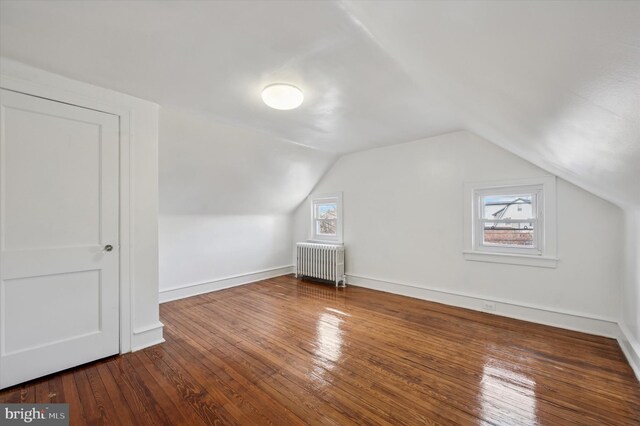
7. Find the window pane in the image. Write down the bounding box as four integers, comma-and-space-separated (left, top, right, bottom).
316, 219, 337, 235
316, 203, 337, 220
483, 222, 535, 247
482, 194, 534, 220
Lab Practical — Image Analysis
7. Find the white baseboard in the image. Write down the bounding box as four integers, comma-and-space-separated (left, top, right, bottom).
346, 273, 619, 338
618, 324, 640, 381
130, 321, 165, 352
159, 265, 294, 304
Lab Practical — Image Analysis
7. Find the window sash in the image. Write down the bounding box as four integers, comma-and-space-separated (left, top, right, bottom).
313, 203, 337, 218
480, 194, 538, 220
315, 219, 337, 236
314, 214, 337, 221
476, 221, 539, 251
481, 228, 536, 248
474, 188, 543, 255
477, 235, 540, 253
310, 194, 342, 242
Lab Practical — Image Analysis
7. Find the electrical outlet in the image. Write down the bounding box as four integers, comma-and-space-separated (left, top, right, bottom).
482, 301, 496, 312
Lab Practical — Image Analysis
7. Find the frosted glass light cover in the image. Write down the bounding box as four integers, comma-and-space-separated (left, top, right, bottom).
261, 84, 304, 110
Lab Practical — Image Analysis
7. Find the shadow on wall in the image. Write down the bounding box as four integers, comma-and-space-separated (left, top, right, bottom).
159, 106, 335, 216
157, 106, 336, 292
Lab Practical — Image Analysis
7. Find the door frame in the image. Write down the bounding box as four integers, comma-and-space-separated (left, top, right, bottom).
0, 62, 157, 363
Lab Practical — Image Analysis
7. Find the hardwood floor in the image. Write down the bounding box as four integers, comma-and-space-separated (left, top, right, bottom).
2, 275, 639, 425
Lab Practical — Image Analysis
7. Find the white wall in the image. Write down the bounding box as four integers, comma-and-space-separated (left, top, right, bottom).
294, 131, 623, 331
160, 214, 291, 291
621, 210, 640, 375
128, 99, 162, 349
159, 106, 334, 300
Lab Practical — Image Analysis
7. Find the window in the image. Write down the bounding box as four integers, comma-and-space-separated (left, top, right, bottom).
464, 177, 557, 268
477, 191, 539, 254
310, 193, 343, 243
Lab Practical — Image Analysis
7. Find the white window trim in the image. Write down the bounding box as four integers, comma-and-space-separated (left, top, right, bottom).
463, 176, 558, 268
309, 192, 343, 244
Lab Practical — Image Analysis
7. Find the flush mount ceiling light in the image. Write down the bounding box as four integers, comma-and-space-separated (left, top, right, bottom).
261, 83, 304, 110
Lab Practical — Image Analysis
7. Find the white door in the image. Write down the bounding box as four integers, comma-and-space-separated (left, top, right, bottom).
0, 89, 120, 389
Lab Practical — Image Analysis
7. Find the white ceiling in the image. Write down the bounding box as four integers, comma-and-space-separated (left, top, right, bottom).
343, 1, 640, 208
1, 0, 639, 207
0, 0, 459, 154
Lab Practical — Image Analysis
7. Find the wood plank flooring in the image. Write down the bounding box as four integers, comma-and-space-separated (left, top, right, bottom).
2, 275, 639, 425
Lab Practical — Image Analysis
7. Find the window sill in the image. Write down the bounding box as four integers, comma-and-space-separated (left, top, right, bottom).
462, 251, 558, 268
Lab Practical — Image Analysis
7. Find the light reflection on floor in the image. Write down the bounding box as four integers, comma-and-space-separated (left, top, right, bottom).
325, 307, 350, 317
309, 309, 345, 383
480, 362, 538, 425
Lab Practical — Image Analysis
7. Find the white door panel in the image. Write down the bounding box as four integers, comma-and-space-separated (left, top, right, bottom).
0, 89, 120, 389
3, 270, 101, 354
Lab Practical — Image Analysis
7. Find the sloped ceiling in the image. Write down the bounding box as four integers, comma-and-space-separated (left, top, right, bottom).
0, 0, 458, 153
343, 0, 640, 208
1, 0, 638, 208
159, 106, 335, 215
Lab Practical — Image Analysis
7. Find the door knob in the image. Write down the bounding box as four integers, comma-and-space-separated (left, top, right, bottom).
104, 244, 113, 252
